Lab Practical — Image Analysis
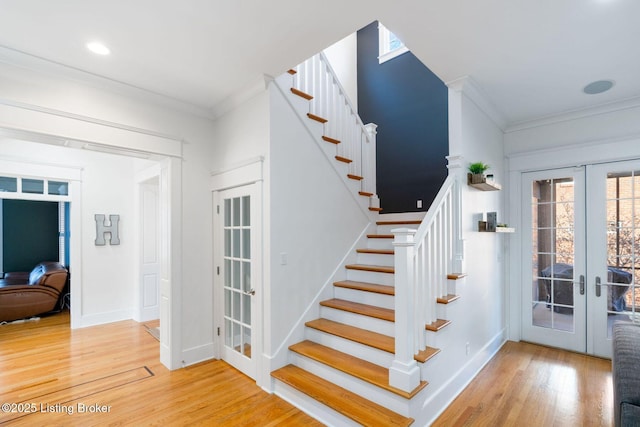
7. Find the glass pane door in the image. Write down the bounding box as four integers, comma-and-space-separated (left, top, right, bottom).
521, 168, 587, 352
217, 185, 257, 378
588, 162, 640, 357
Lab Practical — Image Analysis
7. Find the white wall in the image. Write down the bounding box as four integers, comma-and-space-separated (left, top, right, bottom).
0, 138, 142, 322
323, 33, 358, 110
267, 81, 371, 374
0, 61, 216, 369
418, 84, 507, 426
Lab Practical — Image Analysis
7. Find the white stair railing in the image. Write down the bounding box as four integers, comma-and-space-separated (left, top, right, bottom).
291, 53, 377, 199
390, 174, 460, 392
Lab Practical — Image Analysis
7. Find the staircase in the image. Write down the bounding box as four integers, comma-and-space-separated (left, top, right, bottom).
271, 55, 465, 426
272, 219, 464, 426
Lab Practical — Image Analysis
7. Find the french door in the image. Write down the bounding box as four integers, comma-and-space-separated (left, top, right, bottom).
521, 160, 640, 358
214, 185, 259, 378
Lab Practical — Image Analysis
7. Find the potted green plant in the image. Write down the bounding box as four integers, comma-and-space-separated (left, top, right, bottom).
468, 162, 490, 184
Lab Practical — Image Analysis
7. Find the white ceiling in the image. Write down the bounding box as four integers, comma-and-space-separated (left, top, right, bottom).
0, 0, 638, 128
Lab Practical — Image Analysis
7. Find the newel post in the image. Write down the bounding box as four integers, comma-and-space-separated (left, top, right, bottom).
390, 227, 420, 392
447, 154, 465, 274
364, 123, 378, 208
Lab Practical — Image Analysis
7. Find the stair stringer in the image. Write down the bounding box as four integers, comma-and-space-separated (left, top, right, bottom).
273, 73, 376, 219
265, 221, 378, 390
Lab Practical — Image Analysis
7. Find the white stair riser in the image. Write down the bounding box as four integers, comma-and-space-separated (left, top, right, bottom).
305, 327, 394, 367
273, 380, 361, 427
356, 252, 394, 266
289, 353, 410, 416
346, 269, 394, 286
333, 286, 394, 309
426, 324, 453, 350
366, 238, 394, 250
319, 306, 395, 336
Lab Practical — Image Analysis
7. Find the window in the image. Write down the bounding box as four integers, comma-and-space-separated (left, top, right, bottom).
378, 22, 409, 64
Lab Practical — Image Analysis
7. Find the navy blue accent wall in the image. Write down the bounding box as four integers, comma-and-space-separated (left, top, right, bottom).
357, 22, 448, 213
2, 200, 59, 272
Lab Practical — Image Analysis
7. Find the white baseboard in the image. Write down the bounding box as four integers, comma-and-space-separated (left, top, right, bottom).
181, 342, 215, 367
416, 328, 507, 426
76, 309, 132, 328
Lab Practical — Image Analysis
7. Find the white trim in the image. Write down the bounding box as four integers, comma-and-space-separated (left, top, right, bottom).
378, 22, 410, 64
505, 95, 640, 133
379, 46, 409, 64
181, 343, 215, 366
210, 76, 272, 120
0, 101, 183, 158
0, 158, 82, 182
76, 308, 133, 328
446, 76, 508, 131
507, 135, 640, 172
0, 45, 216, 119
210, 157, 264, 191
419, 329, 506, 426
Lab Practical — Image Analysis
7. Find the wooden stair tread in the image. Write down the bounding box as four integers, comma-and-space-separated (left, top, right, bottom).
291, 87, 313, 100
376, 220, 422, 226
322, 135, 340, 144
437, 294, 461, 304
359, 191, 373, 197
356, 248, 394, 255
335, 155, 353, 163
334, 280, 394, 295
415, 346, 441, 363
425, 318, 451, 332
271, 365, 414, 427
447, 273, 467, 280
320, 298, 394, 322
346, 264, 394, 274
307, 112, 328, 123
369, 207, 383, 212
306, 319, 438, 363
367, 234, 394, 239
347, 173, 363, 181
289, 340, 427, 399
306, 318, 394, 353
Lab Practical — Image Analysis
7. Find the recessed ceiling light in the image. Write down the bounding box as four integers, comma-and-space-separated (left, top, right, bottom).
86, 42, 110, 56
583, 80, 614, 95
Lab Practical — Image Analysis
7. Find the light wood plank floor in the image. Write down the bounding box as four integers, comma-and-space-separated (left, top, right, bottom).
433, 340, 613, 427
1, 312, 614, 426
0, 312, 322, 426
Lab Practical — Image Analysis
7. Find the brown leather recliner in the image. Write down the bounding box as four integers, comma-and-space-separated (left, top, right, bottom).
0, 262, 69, 322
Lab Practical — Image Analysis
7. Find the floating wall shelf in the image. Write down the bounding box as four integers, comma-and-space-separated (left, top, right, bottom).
467, 173, 501, 191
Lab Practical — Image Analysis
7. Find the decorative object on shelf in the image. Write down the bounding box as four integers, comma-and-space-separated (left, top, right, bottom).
478, 212, 515, 233
486, 211, 497, 232
468, 162, 490, 183
467, 162, 501, 190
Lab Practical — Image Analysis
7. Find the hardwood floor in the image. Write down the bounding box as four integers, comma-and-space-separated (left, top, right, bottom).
0, 312, 322, 426
0, 313, 613, 426
433, 341, 613, 427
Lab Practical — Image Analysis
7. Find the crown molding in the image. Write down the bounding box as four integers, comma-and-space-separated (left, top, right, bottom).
505, 95, 640, 133
0, 45, 216, 120
446, 75, 508, 131
209, 75, 273, 120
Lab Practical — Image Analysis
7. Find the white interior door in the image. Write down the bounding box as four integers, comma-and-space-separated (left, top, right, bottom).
139, 179, 160, 322
587, 160, 640, 357
521, 167, 587, 353
215, 184, 259, 379
521, 161, 640, 358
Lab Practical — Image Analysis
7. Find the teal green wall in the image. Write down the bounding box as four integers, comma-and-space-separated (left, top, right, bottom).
2, 200, 59, 272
